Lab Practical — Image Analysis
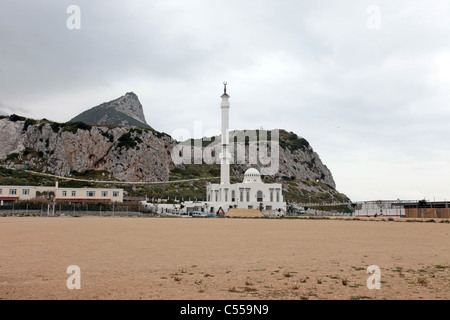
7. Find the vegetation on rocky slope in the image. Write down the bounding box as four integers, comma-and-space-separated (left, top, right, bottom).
0, 115, 349, 203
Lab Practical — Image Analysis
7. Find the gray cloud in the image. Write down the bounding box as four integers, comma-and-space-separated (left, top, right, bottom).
1, 0, 449, 201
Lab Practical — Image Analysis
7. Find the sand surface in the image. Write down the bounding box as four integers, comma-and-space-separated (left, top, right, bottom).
0, 217, 448, 300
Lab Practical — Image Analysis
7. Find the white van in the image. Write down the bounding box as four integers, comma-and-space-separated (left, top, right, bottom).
191, 211, 207, 217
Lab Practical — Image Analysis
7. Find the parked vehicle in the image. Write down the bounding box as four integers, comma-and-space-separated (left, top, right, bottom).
190, 211, 207, 217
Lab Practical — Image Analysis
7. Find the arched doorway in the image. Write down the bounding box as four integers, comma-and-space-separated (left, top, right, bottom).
257, 190, 263, 202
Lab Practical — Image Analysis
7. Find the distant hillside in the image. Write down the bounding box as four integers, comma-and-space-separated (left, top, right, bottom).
0, 115, 349, 203
70, 92, 151, 129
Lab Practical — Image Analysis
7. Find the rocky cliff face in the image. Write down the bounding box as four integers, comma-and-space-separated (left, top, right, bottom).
70, 92, 151, 129
171, 129, 347, 202
0, 117, 173, 182
277, 131, 336, 187
0, 116, 348, 202
180, 130, 336, 187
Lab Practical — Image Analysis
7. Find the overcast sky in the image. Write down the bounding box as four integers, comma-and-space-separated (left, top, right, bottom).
1, 0, 449, 202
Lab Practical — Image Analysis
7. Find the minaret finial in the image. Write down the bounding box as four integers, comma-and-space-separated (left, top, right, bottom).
223, 81, 227, 94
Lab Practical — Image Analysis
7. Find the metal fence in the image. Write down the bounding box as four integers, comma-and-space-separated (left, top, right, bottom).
0, 202, 157, 217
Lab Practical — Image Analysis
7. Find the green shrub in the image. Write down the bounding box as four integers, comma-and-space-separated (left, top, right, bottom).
50, 122, 61, 133
9, 114, 26, 122
101, 130, 114, 142
6, 153, 20, 161
279, 130, 310, 152
117, 132, 137, 149
23, 118, 37, 132
63, 122, 92, 134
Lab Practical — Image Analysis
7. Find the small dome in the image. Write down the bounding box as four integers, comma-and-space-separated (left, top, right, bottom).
245, 168, 260, 176
243, 168, 262, 183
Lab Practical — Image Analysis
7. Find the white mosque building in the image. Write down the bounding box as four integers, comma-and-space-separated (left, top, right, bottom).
204, 83, 286, 215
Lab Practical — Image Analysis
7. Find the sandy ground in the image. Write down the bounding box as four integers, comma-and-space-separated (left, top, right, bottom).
0, 216, 448, 300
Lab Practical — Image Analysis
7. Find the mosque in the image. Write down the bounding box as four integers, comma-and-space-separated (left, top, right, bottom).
142, 83, 286, 216
203, 83, 286, 215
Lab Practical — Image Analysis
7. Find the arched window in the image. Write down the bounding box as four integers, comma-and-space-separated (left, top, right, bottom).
257, 190, 263, 202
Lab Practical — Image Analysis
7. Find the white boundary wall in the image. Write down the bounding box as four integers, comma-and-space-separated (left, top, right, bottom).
354, 201, 409, 217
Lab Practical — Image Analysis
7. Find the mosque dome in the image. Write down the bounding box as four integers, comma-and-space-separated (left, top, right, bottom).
243, 168, 262, 183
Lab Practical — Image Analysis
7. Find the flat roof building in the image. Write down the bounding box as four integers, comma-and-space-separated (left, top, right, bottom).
0, 183, 124, 205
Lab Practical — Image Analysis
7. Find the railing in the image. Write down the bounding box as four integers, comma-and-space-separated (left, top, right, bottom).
0, 202, 157, 217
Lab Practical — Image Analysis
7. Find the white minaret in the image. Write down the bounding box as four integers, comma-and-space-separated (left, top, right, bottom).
220, 82, 231, 185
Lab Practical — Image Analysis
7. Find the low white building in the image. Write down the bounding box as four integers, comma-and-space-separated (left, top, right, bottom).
139, 200, 208, 216
54, 187, 123, 203
206, 168, 285, 214
140, 202, 184, 215
0, 183, 124, 205
0, 185, 53, 203
353, 200, 408, 217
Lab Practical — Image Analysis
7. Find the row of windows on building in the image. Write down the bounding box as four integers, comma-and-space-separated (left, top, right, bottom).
208, 188, 281, 203
0, 188, 30, 196
61, 190, 121, 198
0, 189, 120, 198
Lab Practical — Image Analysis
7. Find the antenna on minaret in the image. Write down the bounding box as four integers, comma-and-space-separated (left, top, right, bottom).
221, 81, 229, 98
